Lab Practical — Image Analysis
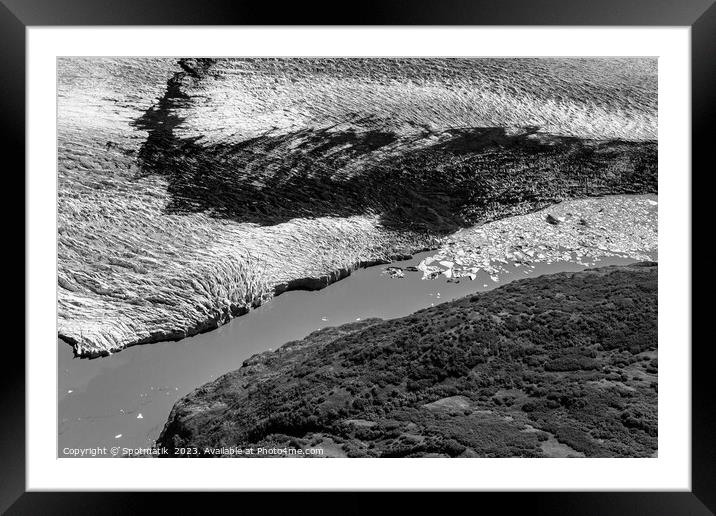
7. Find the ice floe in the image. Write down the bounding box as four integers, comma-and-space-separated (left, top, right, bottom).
414, 195, 657, 282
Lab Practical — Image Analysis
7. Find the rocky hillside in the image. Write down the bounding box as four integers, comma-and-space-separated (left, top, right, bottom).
157, 263, 658, 458
58, 58, 657, 357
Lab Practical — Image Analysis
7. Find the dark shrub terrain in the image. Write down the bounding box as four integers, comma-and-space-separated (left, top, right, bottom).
158, 262, 658, 458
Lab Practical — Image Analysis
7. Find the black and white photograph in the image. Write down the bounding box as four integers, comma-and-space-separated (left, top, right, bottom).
56, 57, 659, 459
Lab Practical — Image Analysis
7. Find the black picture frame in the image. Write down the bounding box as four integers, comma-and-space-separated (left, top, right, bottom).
5, 0, 712, 513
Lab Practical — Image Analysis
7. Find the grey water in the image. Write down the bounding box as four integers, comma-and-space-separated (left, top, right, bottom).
58, 251, 639, 456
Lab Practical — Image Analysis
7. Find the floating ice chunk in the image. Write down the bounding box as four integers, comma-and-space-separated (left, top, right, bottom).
647, 200, 658, 206
356, 318, 361, 321
439, 260, 454, 269
67, 390, 73, 394
490, 275, 499, 282
115, 434, 122, 439
442, 268, 452, 279
383, 266, 405, 278
137, 413, 143, 419
321, 317, 327, 321
419, 264, 443, 280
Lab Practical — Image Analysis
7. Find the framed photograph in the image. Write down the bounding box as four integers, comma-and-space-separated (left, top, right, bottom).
9, 0, 712, 512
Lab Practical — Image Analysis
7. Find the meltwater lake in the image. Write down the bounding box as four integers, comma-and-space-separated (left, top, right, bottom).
58, 251, 640, 456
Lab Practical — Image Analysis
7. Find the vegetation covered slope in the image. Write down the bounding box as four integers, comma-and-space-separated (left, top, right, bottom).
58, 58, 657, 356
157, 263, 658, 458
